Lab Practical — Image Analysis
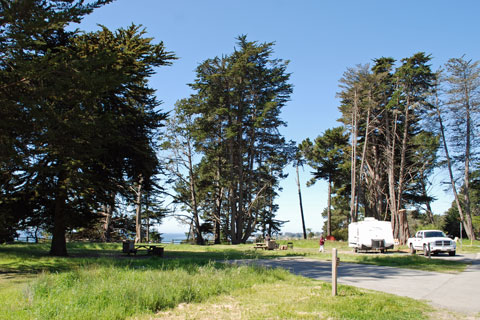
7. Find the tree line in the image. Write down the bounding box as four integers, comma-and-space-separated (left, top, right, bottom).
0, 0, 294, 253
1, 1, 478, 256
299, 54, 480, 244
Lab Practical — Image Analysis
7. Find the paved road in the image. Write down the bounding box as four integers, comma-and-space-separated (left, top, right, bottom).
233, 253, 480, 315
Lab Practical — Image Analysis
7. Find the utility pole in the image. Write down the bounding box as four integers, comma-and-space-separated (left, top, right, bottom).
296, 164, 307, 239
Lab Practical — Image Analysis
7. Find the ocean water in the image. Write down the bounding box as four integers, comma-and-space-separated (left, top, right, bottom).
161, 233, 188, 243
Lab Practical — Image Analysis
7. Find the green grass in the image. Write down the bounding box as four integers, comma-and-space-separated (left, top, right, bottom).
2, 262, 294, 320
455, 239, 480, 253
0, 240, 470, 274
0, 241, 470, 319
152, 276, 432, 320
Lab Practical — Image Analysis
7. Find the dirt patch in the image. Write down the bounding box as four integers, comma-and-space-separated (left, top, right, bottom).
152, 297, 242, 320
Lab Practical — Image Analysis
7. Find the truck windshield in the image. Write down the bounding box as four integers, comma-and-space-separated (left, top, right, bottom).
424, 231, 446, 238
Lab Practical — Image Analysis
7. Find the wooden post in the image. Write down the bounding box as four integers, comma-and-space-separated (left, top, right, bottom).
332, 248, 338, 296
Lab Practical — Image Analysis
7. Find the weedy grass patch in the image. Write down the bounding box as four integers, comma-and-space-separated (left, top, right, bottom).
152, 276, 432, 320
0, 261, 291, 320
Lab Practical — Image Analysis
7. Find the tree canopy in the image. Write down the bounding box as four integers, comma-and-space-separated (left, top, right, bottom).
0, 0, 176, 253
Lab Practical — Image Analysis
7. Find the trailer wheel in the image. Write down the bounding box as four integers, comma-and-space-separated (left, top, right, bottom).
409, 244, 415, 255
354, 248, 358, 253
449, 251, 455, 256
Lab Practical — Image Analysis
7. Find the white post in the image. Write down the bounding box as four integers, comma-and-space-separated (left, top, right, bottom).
332, 248, 338, 296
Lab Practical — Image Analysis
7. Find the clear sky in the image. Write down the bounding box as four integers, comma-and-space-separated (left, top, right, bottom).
76, 0, 480, 234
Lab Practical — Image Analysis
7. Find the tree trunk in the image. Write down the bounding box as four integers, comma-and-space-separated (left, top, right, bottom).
386, 111, 399, 240
101, 194, 115, 242
420, 180, 435, 224
187, 142, 204, 245
350, 88, 358, 222
435, 94, 474, 239
50, 171, 68, 256
134, 174, 143, 244
396, 98, 411, 243
462, 89, 475, 239
358, 105, 371, 217
296, 164, 307, 239
327, 178, 332, 236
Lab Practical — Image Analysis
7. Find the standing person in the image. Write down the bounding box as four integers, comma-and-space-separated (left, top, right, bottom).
319, 235, 325, 253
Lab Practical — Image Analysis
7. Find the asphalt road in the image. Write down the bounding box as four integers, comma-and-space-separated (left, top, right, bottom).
233, 253, 480, 315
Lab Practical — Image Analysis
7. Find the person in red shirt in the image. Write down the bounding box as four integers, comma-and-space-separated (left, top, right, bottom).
319, 235, 325, 253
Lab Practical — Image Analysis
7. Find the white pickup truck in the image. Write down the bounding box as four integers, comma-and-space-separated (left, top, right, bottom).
407, 230, 456, 256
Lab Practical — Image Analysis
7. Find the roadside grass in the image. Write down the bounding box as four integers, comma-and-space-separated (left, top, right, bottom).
151, 276, 431, 320
455, 239, 480, 253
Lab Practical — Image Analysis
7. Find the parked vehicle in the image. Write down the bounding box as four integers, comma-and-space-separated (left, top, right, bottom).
407, 230, 456, 256
348, 218, 395, 253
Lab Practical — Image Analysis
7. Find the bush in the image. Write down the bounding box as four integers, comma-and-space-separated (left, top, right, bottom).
332, 228, 348, 241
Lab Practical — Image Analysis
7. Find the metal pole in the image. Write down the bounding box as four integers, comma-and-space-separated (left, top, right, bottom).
332, 248, 337, 296
296, 164, 307, 240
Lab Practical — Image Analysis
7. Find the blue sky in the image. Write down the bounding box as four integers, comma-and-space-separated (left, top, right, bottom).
76, 0, 480, 234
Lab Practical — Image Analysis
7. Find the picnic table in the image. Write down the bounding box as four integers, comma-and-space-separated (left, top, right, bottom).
254, 243, 268, 250
122, 241, 164, 257
253, 240, 279, 250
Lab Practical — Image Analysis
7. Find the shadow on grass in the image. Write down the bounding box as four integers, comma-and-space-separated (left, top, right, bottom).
0, 242, 305, 276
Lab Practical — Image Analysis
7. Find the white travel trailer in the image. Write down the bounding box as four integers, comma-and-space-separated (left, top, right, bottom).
348, 218, 394, 253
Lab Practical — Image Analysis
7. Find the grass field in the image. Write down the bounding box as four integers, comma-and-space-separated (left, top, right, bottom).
0, 240, 475, 320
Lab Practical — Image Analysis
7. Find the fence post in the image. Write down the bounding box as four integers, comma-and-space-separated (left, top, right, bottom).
332, 248, 338, 296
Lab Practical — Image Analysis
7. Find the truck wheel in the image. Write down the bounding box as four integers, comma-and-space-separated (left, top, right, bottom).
449, 251, 455, 256
409, 244, 415, 255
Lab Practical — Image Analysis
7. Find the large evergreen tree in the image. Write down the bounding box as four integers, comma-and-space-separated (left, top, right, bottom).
335, 54, 435, 244
0, 1, 175, 253
174, 36, 293, 244
442, 56, 480, 240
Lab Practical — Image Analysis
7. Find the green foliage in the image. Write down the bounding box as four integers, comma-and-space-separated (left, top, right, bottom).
299, 127, 350, 236
299, 127, 350, 188
168, 36, 294, 244
442, 170, 480, 238
0, 1, 175, 252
